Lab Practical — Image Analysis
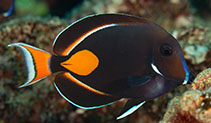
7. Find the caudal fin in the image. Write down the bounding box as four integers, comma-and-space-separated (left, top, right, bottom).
8, 43, 52, 88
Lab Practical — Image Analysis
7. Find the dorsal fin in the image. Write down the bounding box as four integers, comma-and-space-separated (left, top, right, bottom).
52, 13, 150, 56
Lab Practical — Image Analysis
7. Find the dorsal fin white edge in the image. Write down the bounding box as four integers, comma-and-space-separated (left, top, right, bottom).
116, 101, 146, 120
65, 24, 119, 56
52, 14, 97, 47
53, 23, 119, 56
8, 43, 49, 88
52, 14, 122, 47
52, 14, 119, 56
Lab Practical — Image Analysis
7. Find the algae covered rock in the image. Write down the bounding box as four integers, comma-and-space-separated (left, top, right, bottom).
0, 15, 126, 123
161, 68, 211, 123
68, 0, 192, 30
0, 1, 210, 121
0, 16, 72, 122
172, 26, 211, 74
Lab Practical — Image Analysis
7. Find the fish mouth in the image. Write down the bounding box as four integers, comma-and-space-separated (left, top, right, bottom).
183, 72, 195, 85
180, 55, 195, 85
151, 56, 194, 85
151, 62, 189, 85
182, 72, 189, 85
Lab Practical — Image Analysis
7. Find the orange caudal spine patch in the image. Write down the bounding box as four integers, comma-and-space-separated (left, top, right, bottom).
22, 45, 51, 84
61, 49, 99, 76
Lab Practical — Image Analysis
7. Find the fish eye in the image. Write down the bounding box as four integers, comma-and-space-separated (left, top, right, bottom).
160, 43, 173, 56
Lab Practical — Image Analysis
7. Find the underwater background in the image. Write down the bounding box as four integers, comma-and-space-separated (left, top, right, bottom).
0, 0, 211, 122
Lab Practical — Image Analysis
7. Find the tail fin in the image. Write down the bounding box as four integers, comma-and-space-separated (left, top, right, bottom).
8, 43, 52, 88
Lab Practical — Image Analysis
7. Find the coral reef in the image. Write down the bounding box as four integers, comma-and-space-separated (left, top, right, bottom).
172, 26, 211, 74
161, 68, 211, 123
67, 0, 192, 30
0, 16, 158, 123
191, 68, 211, 91
0, 15, 127, 123
0, 15, 181, 123
0, 16, 71, 122
0, 0, 210, 122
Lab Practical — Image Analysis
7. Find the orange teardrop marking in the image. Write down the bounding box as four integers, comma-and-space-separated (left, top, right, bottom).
61, 50, 99, 76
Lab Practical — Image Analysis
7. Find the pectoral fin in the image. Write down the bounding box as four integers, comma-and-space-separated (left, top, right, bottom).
128, 75, 152, 87
117, 98, 145, 120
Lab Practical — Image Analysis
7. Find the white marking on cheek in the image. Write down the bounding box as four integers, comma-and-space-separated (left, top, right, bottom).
151, 63, 164, 76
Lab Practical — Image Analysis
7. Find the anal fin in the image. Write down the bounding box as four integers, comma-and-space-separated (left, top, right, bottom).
54, 72, 120, 109
117, 98, 145, 120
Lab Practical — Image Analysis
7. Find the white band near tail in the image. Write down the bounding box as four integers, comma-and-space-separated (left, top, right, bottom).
8, 43, 51, 88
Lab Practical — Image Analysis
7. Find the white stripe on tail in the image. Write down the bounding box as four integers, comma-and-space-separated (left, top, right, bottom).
8, 43, 52, 88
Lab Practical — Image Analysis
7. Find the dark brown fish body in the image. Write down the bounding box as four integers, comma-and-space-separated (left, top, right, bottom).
54, 24, 174, 99
9, 14, 192, 119
0, 0, 14, 17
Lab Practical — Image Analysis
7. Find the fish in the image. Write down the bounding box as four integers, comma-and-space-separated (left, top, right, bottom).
8, 13, 194, 120
0, 0, 14, 17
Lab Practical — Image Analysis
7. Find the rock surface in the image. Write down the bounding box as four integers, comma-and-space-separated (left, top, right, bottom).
161, 68, 211, 123
0, 0, 210, 122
